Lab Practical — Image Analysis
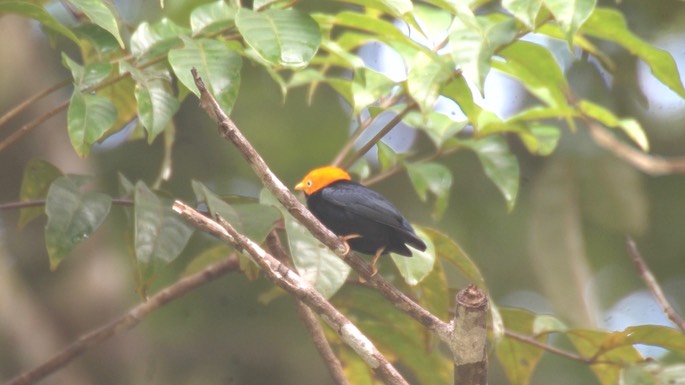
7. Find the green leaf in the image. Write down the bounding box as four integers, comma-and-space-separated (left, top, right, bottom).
261, 189, 350, 299
582, 8, 685, 99
130, 18, 189, 60
603, 325, 685, 356
422, 227, 486, 289
463, 136, 520, 210
61, 53, 113, 89
67, 90, 117, 157
503, 0, 543, 29
134, 182, 193, 291
0, 1, 79, 44
376, 141, 398, 172
543, 0, 596, 45
351, 67, 395, 114
190, 0, 237, 35
98, 67, 138, 138
45, 176, 112, 270
390, 227, 435, 285
414, 255, 450, 320
449, 16, 517, 93
65, 0, 124, 48
578, 99, 650, 151
406, 162, 453, 220
126, 64, 180, 144
18, 159, 63, 229
566, 329, 643, 384
442, 75, 481, 124
407, 51, 452, 113
236, 8, 320, 69
184, 245, 233, 276
517, 123, 562, 155
496, 308, 547, 385
404, 111, 467, 149
169, 38, 242, 114
495, 41, 569, 108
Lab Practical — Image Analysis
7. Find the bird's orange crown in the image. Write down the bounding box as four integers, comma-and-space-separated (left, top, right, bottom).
295, 166, 351, 195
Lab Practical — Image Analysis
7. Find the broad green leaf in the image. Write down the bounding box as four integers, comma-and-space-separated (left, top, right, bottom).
406, 162, 453, 220
407, 51, 452, 113
61, 54, 113, 89
126, 64, 180, 144
517, 123, 561, 155
622, 362, 685, 385
449, 16, 517, 93
582, 8, 685, 99
184, 245, 233, 276
390, 227, 435, 285
566, 329, 643, 384
261, 190, 350, 299
351, 67, 395, 114
578, 99, 650, 151
496, 41, 568, 108
333, 11, 430, 55
338, 0, 413, 18
603, 325, 685, 356
404, 111, 467, 149
442, 76, 482, 124
190, 0, 237, 35
65, 0, 124, 48
97, 65, 137, 137
45, 176, 112, 270
335, 286, 452, 384
376, 141, 398, 172
67, 90, 117, 157
236, 8, 320, 69
414, 255, 449, 320
422, 227, 486, 288
134, 182, 193, 292
503, 0, 543, 29
0, 1, 79, 44
462, 136, 519, 210
169, 38, 242, 114
130, 18, 189, 60
496, 308, 547, 385
543, 0, 596, 45
18, 159, 63, 229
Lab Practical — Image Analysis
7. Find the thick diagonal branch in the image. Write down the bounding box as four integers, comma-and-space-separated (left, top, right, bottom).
173, 200, 409, 385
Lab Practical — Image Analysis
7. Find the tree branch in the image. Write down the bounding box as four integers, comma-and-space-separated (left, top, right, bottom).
626, 237, 685, 331
190, 68, 451, 341
173, 200, 410, 385
0, 79, 70, 130
450, 285, 488, 385
5, 254, 240, 385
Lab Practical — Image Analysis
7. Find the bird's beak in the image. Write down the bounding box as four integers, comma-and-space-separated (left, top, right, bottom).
295, 181, 305, 191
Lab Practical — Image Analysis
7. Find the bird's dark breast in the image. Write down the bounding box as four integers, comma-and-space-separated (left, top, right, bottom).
306, 183, 418, 256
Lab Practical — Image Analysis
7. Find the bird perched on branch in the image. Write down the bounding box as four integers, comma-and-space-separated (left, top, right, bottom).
295, 166, 426, 275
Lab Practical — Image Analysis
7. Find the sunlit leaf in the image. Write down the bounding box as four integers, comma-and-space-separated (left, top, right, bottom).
582, 8, 685, 99
66, 0, 124, 48
0, 1, 79, 44
236, 8, 320, 68
67, 90, 117, 157
406, 162, 453, 220
61, 53, 113, 89
190, 0, 237, 35
566, 329, 643, 384
376, 141, 398, 172
45, 176, 111, 270
461, 136, 519, 210
261, 189, 350, 299
390, 227, 435, 285
404, 111, 467, 149
578, 99, 650, 151
18, 159, 63, 229
351, 67, 395, 114
422, 227, 486, 288
134, 182, 193, 292
622, 362, 685, 385
169, 38, 242, 114
503, 0, 543, 29
407, 51, 452, 113
130, 18, 189, 60
544, 0, 596, 45
517, 123, 562, 156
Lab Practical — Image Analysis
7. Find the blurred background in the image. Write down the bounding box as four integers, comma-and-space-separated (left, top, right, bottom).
1, 0, 684, 384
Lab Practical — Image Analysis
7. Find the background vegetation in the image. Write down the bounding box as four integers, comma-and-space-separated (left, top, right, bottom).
1, 0, 685, 384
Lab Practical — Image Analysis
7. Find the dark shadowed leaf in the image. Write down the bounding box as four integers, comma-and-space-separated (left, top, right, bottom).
61, 54, 113, 89
18, 159, 63, 229
67, 90, 117, 157
45, 176, 111, 270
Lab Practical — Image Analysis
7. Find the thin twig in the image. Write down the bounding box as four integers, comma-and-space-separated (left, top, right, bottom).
626, 237, 685, 331
585, 115, 685, 176
0, 100, 69, 153
0, 199, 133, 211
0, 79, 71, 130
173, 201, 410, 385
191, 69, 452, 341
266, 233, 349, 385
5, 254, 240, 385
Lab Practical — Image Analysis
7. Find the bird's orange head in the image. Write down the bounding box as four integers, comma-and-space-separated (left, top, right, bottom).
295, 166, 351, 195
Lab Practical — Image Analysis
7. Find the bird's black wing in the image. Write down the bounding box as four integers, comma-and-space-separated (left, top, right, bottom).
319, 181, 425, 250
